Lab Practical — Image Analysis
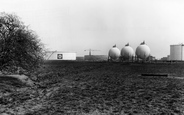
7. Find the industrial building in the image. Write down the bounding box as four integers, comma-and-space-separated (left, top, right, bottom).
76, 56, 84, 61
84, 55, 108, 61
160, 55, 170, 61
45, 51, 76, 60
170, 44, 184, 61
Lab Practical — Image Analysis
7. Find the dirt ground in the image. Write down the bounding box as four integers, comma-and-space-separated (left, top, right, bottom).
1, 61, 184, 115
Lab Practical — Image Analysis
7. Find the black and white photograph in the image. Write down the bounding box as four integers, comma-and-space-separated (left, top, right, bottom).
0, 0, 184, 114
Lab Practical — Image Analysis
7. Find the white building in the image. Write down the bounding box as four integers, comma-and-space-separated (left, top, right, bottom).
45, 51, 76, 60
170, 44, 184, 61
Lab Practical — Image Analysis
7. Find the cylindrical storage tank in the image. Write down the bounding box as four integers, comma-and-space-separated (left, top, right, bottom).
136, 42, 150, 59
170, 44, 184, 61
108, 46, 120, 60
121, 44, 134, 59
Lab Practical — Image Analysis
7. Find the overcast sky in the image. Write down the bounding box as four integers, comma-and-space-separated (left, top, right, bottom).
1, 0, 184, 58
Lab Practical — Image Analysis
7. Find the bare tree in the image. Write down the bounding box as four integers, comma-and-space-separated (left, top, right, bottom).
0, 12, 45, 73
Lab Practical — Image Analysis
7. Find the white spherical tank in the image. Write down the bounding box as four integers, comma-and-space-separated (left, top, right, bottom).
136, 42, 150, 59
121, 45, 134, 59
108, 46, 120, 60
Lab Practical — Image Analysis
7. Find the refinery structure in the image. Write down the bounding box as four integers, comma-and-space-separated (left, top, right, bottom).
160, 43, 184, 61
108, 44, 121, 61
108, 41, 151, 62
44, 41, 153, 62
121, 43, 134, 60
135, 41, 151, 60
44, 41, 184, 62
84, 49, 108, 61
170, 44, 184, 61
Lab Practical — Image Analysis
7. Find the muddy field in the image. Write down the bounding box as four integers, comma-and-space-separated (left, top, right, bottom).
1, 61, 184, 115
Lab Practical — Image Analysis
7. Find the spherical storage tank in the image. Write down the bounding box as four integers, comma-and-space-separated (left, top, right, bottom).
121, 43, 134, 59
108, 45, 120, 60
136, 41, 150, 59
